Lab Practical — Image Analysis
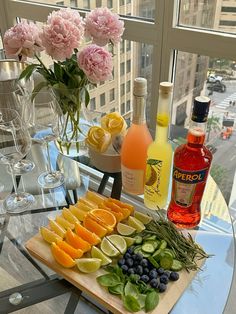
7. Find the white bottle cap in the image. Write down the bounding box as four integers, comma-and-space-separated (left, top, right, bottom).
133, 77, 147, 96
159, 82, 173, 93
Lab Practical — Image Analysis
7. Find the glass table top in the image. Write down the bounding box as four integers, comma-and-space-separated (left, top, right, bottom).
0, 143, 234, 314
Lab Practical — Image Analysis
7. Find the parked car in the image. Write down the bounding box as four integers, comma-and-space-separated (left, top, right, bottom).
207, 81, 226, 93
207, 74, 223, 83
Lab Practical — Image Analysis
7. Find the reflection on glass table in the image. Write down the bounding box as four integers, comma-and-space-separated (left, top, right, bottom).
0, 142, 234, 314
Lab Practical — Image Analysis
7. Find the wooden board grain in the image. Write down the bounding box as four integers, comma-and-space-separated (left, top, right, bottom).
25, 234, 204, 314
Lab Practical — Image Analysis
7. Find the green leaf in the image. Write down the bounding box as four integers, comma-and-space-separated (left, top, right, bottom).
108, 283, 124, 295
54, 62, 63, 80
145, 291, 159, 312
137, 294, 146, 309
96, 273, 121, 287
31, 81, 49, 101
84, 88, 90, 108
124, 282, 139, 297
19, 64, 37, 81
123, 295, 141, 313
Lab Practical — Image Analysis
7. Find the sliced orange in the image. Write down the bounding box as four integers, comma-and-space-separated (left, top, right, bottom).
103, 200, 130, 219
56, 215, 75, 230
49, 219, 66, 238
79, 197, 97, 209
74, 222, 101, 245
98, 203, 123, 222
56, 239, 83, 259
88, 209, 116, 232
75, 201, 93, 212
40, 227, 62, 244
51, 242, 76, 268
85, 191, 106, 206
108, 198, 134, 214
83, 216, 107, 238
65, 228, 91, 252
69, 205, 87, 221
62, 208, 80, 224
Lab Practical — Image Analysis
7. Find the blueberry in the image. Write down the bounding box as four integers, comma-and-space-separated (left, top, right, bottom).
140, 259, 148, 268
124, 253, 132, 259
149, 269, 158, 279
163, 271, 170, 278
128, 268, 135, 275
160, 275, 169, 284
127, 246, 135, 254
126, 258, 134, 267
135, 253, 143, 261
121, 265, 128, 273
143, 267, 150, 275
150, 278, 159, 289
140, 275, 150, 283
133, 260, 139, 266
157, 267, 164, 275
158, 283, 167, 293
118, 258, 126, 267
170, 272, 180, 281
136, 265, 143, 276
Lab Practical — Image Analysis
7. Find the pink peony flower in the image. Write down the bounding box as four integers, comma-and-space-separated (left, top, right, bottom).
77, 44, 113, 83
41, 14, 83, 61
3, 21, 43, 61
84, 7, 124, 46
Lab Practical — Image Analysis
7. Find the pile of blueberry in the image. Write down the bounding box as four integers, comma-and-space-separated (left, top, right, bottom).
118, 246, 179, 293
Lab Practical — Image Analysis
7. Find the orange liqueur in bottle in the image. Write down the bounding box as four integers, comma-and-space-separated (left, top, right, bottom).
167, 96, 212, 228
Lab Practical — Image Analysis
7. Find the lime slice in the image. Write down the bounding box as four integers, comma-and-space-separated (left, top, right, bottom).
100, 237, 120, 257
134, 211, 153, 225
123, 236, 135, 247
76, 258, 102, 273
128, 216, 146, 232
91, 246, 112, 266
116, 222, 136, 236
107, 235, 127, 254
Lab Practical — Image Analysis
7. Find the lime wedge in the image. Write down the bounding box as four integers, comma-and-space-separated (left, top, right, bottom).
100, 237, 120, 257
76, 258, 102, 273
116, 222, 136, 236
107, 235, 127, 254
134, 211, 153, 225
123, 236, 135, 247
128, 216, 146, 232
91, 246, 112, 266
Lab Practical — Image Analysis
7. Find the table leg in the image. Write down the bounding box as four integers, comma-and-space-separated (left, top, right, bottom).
97, 174, 109, 195
64, 288, 81, 314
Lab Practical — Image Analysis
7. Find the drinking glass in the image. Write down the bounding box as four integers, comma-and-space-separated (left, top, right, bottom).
0, 108, 35, 213
30, 91, 64, 189
0, 89, 35, 174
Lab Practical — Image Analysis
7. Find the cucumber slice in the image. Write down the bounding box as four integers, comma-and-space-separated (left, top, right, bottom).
145, 240, 159, 250
160, 253, 173, 270
141, 251, 151, 258
171, 259, 183, 271
146, 235, 157, 241
164, 248, 175, 258
159, 240, 167, 250
152, 249, 163, 262
148, 256, 160, 269
134, 235, 143, 245
141, 243, 155, 254
134, 245, 142, 254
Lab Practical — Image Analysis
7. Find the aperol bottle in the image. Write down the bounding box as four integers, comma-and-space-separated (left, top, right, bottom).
167, 96, 212, 228
121, 77, 152, 195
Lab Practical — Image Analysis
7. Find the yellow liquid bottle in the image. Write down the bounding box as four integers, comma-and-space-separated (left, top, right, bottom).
144, 82, 173, 210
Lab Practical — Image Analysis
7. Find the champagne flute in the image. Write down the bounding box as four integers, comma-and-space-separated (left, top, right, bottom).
0, 88, 35, 174
0, 108, 35, 213
30, 91, 64, 189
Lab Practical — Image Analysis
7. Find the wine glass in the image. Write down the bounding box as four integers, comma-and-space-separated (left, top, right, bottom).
30, 91, 64, 189
0, 108, 35, 213
0, 88, 35, 174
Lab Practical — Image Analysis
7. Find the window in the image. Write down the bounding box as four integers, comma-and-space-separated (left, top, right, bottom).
100, 93, 105, 107
56, 1, 64, 4
120, 62, 125, 75
126, 81, 131, 93
70, 0, 77, 6
127, 60, 131, 73
126, 40, 131, 52
220, 21, 236, 26
110, 108, 115, 113
107, 0, 113, 9
120, 0, 125, 6
120, 83, 125, 97
90, 98, 96, 110
221, 7, 236, 13
121, 103, 125, 115
126, 100, 131, 112
83, 0, 90, 9
110, 88, 115, 102
120, 40, 125, 53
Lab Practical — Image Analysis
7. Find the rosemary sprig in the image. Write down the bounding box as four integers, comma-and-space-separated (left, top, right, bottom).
139, 212, 212, 272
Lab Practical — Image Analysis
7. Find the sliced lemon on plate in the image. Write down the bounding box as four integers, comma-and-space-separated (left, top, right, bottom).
116, 222, 136, 236
134, 211, 153, 225
91, 246, 112, 266
106, 234, 127, 254
40, 227, 62, 244
128, 216, 146, 232
76, 258, 102, 273
123, 236, 135, 247
100, 237, 120, 257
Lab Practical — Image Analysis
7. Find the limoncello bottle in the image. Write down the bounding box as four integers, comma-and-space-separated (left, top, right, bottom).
144, 82, 173, 209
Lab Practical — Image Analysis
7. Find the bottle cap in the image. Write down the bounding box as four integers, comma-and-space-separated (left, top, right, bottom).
159, 82, 173, 94
192, 96, 211, 123
133, 77, 147, 96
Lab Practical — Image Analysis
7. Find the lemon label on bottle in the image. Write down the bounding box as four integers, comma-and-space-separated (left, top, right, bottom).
156, 113, 169, 127
173, 167, 208, 207
144, 159, 163, 203
121, 165, 144, 195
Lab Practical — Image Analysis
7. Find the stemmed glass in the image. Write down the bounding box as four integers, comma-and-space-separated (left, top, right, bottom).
30, 91, 64, 189
0, 89, 35, 174
0, 108, 35, 213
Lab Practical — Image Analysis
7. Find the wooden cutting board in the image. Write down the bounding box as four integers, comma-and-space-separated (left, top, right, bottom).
26, 233, 204, 314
